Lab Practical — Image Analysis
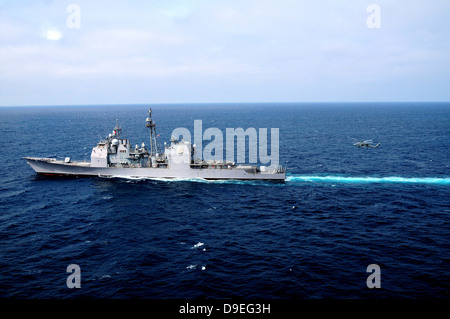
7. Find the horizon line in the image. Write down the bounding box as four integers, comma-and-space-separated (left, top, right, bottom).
1, 101, 449, 108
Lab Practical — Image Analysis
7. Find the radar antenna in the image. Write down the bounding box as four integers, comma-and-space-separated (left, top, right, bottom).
145, 108, 158, 156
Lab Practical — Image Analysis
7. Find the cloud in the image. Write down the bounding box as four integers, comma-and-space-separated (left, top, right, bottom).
0, 0, 449, 105
44, 29, 62, 40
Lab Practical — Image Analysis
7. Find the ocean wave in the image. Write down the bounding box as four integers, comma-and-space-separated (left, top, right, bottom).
186, 264, 206, 271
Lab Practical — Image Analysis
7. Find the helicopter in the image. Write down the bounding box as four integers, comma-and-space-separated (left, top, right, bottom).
353, 140, 380, 148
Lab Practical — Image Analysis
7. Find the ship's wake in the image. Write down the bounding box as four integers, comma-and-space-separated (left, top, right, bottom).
98, 174, 450, 186
286, 174, 450, 185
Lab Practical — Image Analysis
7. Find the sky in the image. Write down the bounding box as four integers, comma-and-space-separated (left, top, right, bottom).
0, 0, 449, 106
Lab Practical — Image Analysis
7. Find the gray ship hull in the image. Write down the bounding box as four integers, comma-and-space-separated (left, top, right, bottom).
24, 157, 286, 181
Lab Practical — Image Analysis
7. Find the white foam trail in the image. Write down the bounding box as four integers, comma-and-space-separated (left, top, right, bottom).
98, 175, 271, 185
100, 175, 210, 183
286, 175, 450, 185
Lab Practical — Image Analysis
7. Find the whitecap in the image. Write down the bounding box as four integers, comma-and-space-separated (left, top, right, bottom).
192, 242, 204, 249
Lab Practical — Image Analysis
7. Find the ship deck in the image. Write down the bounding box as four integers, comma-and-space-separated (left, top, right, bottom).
24, 157, 91, 167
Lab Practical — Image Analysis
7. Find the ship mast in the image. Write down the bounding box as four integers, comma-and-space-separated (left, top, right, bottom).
145, 108, 158, 156
113, 119, 121, 138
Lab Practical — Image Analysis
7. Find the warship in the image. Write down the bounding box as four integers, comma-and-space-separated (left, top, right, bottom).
24, 109, 286, 181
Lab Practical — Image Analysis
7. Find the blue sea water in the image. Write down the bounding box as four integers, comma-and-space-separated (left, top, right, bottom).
0, 102, 449, 299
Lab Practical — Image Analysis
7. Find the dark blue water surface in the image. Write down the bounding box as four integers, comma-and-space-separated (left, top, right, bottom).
0, 102, 449, 299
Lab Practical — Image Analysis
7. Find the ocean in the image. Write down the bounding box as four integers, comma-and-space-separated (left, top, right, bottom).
0, 102, 449, 299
